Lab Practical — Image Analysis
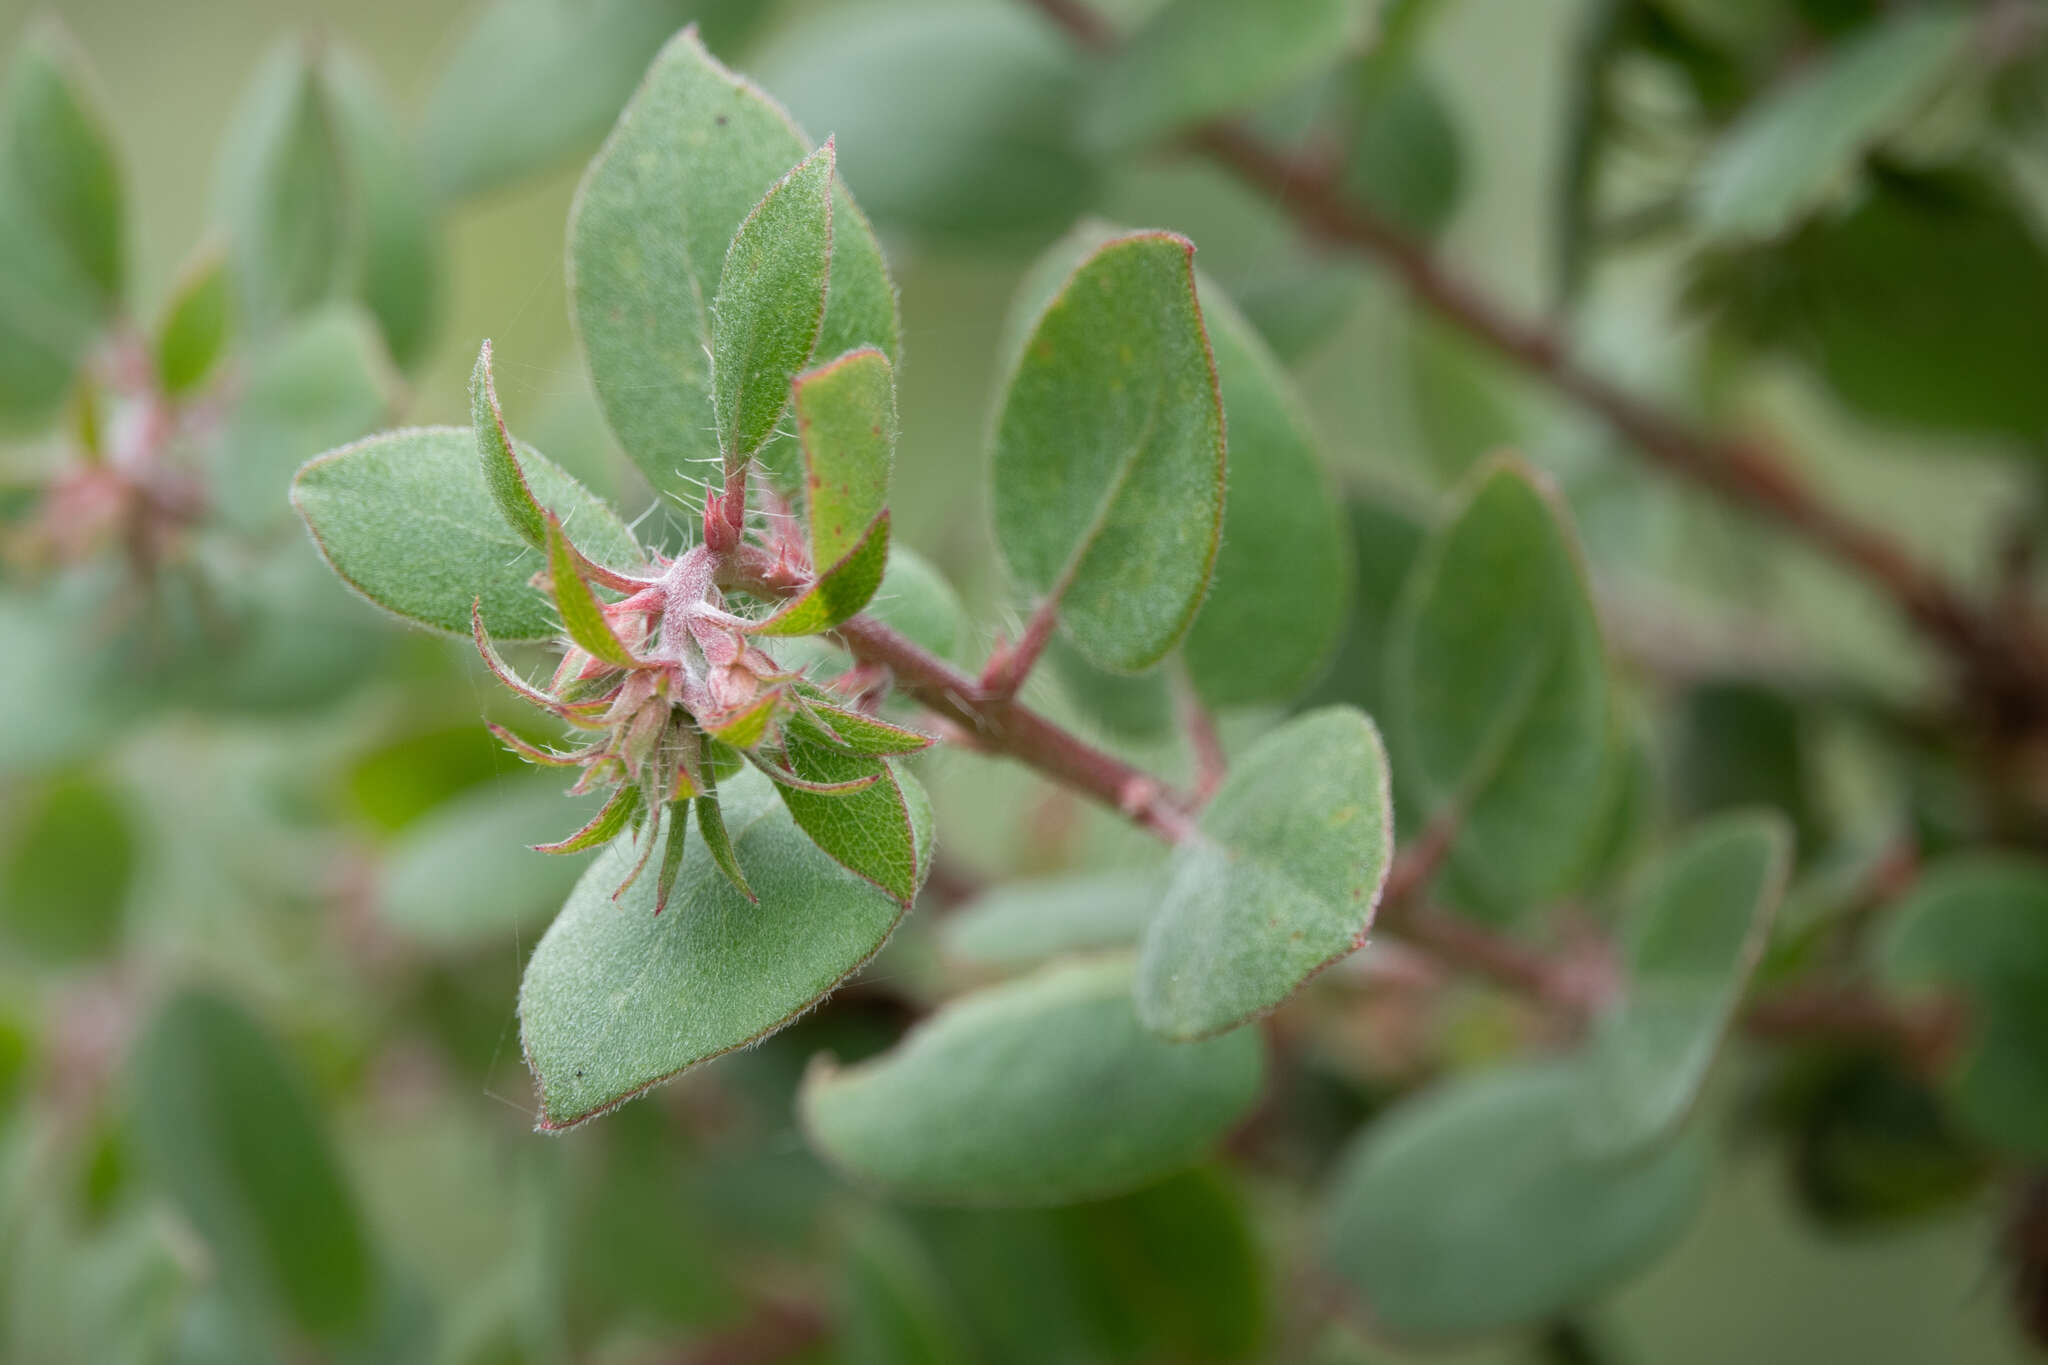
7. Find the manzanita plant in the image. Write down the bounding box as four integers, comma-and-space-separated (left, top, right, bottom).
10, 2, 2048, 1362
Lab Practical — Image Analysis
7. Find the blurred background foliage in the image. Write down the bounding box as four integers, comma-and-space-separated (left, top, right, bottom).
2, 0, 2048, 1360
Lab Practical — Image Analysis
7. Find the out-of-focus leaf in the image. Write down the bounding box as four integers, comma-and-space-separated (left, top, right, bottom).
215, 303, 395, 535
838, 1210, 975, 1365
1385, 457, 1613, 913
1675, 681, 1818, 843
321, 45, 441, 370
1305, 490, 1429, 721
154, 245, 232, 397
128, 992, 378, 1341
519, 771, 914, 1128
1341, 65, 1464, 241
758, 6, 1096, 242
1696, 167, 2048, 445
1048, 637, 1175, 742
378, 781, 602, 948
290, 425, 642, 640
991, 231, 1225, 674
941, 868, 1163, 970
1878, 855, 2048, 1158
801, 956, 1264, 1205
1088, 0, 1372, 151
1182, 280, 1349, 708
570, 28, 898, 502
711, 142, 834, 475
1136, 707, 1392, 1039
1408, 315, 1524, 481
1580, 810, 1792, 1153
214, 40, 348, 332
346, 723, 513, 833
0, 771, 134, 963
1693, 9, 1971, 241
1320, 1060, 1709, 1341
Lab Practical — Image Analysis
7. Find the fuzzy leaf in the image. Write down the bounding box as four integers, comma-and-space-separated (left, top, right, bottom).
215, 304, 395, 536
774, 719, 926, 906
942, 869, 1163, 971
753, 511, 891, 637
1320, 1060, 1708, 1342
1580, 810, 1792, 1155
570, 28, 898, 501
712, 141, 834, 473
1879, 856, 2048, 1158
3, 20, 123, 306
544, 512, 637, 666
154, 245, 232, 397
1136, 707, 1392, 1039
803, 700, 931, 757
1694, 10, 1970, 242
800, 956, 1264, 1205
694, 787, 755, 901
795, 346, 896, 569
518, 771, 912, 1127
990, 231, 1224, 674
291, 425, 641, 640
128, 991, 377, 1339
1182, 278, 1349, 708
1386, 457, 1612, 913
534, 781, 642, 855
214, 40, 348, 332
1088, 0, 1371, 151
471, 340, 547, 548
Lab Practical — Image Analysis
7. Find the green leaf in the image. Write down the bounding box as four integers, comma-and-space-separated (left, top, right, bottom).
215, 304, 395, 536
1320, 1060, 1709, 1342
756, 6, 1096, 242
753, 512, 891, 637
543, 512, 637, 666
712, 141, 834, 474
214, 39, 348, 332
837, 1210, 976, 1365
990, 231, 1225, 674
1878, 855, 2048, 1159
377, 781, 602, 947
803, 699, 931, 757
534, 781, 642, 854
1049, 637, 1174, 743
1580, 810, 1793, 1154
773, 720, 927, 906
1, 772, 135, 964
800, 956, 1264, 1205
1182, 280, 1349, 708
128, 991, 377, 1340
569, 27, 898, 502
320, 44, 441, 369
154, 244, 232, 397
1087, 0, 1372, 151
795, 346, 896, 569
1136, 707, 1393, 1040
1693, 9, 1971, 241
1341, 65, 1464, 241
518, 769, 913, 1128
3, 19, 124, 306
694, 786, 755, 901
941, 869, 1163, 970
1386, 457, 1613, 912
471, 340, 546, 549
291, 425, 642, 640
1303, 490, 1428, 721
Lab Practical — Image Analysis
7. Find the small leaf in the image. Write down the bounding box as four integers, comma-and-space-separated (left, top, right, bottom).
154, 244, 232, 396
128, 991, 377, 1339
990, 231, 1225, 673
1087, 0, 1372, 151
703, 689, 783, 749
941, 869, 1163, 970
1878, 856, 2048, 1159
694, 787, 755, 901
1, 771, 135, 964
471, 339, 546, 548
3, 19, 124, 305
519, 770, 910, 1127
1341, 64, 1464, 241
1182, 278, 1349, 709
712, 141, 834, 474
214, 303, 395, 535
1385, 457, 1613, 913
1320, 1060, 1708, 1342
752, 510, 891, 637
291, 426, 642, 640
773, 720, 927, 906
543, 512, 637, 666
800, 955, 1264, 1205
795, 346, 896, 570
214, 39, 348, 332
534, 781, 642, 855
1693, 9, 1971, 241
1580, 810, 1793, 1155
802, 700, 931, 757
1136, 707, 1393, 1040
378, 780, 602, 947
654, 800, 690, 913
570, 27, 898, 503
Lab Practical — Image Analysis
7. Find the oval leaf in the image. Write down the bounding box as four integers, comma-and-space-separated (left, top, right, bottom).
291, 425, 641, 640
990, 231, 1225, 674
519, 768, 913, 1128
1136, 707, 1393, 1040
801, 955, 1264, 1205
1321, 1060, 1708, 1342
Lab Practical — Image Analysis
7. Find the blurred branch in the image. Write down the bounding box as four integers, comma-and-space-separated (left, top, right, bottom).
1018, 0, 2048, 735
